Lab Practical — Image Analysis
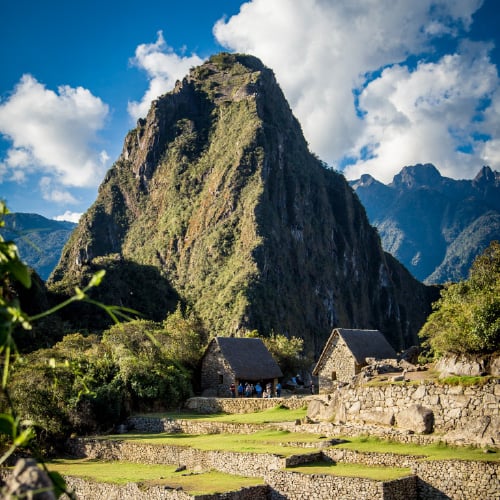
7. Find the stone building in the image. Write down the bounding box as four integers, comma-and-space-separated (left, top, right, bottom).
200, 337, 283, 397
312, 328, 397, 393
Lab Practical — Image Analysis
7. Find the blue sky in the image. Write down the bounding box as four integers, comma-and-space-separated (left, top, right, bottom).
1, 0, 499, 221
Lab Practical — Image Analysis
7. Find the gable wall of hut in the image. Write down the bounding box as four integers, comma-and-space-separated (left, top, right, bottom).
200, 343, 235, 397
317, 336, 359, 392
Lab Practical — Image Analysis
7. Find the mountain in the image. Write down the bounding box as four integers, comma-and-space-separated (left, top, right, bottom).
0, 213, 76, 280
49, 53, 433, 353
350, 164, 500, 284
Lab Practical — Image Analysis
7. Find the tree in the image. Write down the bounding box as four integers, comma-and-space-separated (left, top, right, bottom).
162, 304, 206, 368
419, 241, 500, 356
102, 319, 193, 409
245, 330, 309, 377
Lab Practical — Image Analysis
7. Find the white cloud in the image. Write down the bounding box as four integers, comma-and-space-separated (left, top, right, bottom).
213, 0, 497, 181
53, 211, 82, 223
39, 176, 79, 205
128, 31, 204, 121
345, 41, 499, 182
0, 74, 110, 188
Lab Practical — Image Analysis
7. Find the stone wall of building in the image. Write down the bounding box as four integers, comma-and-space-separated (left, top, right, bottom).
316, 336, 361, 392
318, 336, 361, 394
200, 342, 235, 397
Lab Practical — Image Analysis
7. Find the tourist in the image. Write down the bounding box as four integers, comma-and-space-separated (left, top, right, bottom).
276, 382, 282, 397
229, 382, 236, 398
255, 382, 263, 398
237, 382, 244, 397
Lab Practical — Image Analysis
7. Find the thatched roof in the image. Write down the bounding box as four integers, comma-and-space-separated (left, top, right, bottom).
207, 337, 283, 380
313, 328, 397, 374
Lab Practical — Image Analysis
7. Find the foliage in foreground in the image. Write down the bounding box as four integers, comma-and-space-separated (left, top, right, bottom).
8, 314, 201, 453
419, 241, 500, 356
0, 201, 134, 496
0, 201, 201, 496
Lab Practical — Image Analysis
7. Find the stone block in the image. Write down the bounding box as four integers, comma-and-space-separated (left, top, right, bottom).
359, 410, 395, 426
396, 404, 434, 434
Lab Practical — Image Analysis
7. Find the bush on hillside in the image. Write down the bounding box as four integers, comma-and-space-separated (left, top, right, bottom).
419, 241, 500, 356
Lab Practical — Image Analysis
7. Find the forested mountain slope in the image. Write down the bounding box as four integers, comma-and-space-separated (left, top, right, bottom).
0, 213, 76, 280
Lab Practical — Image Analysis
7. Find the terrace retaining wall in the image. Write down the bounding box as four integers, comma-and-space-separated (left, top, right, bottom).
66, 439, 317, 478
64, 476, 269, 500
184, 396, 307, 414
66, 438, 499, 500
265, 471, 418, 500
309, 380, 500, 445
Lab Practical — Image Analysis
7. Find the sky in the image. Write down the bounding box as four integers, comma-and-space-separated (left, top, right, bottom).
0, 0, 499, 222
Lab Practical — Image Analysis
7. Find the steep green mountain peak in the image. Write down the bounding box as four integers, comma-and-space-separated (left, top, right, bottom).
50, 54, 432, 353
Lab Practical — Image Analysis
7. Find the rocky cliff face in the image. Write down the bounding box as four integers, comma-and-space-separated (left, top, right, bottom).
350, 164, 500, 284
50, 54, 432, 353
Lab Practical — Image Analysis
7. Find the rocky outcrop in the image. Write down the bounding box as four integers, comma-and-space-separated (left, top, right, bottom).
395, 404, 434, 434
435, 353, 499, 377
1, 458, 55, 500
49, 53, 433, 352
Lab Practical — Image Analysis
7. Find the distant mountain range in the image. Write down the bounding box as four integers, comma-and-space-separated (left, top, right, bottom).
0, 213, 76, 281
350, 164, 500, 284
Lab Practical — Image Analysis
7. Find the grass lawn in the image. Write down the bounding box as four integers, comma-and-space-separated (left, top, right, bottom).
136, 404, 307, 424
333, 436, 500, 461
286, 461, 412, 481
99, 429, 326, 456
47, 459, 263, 495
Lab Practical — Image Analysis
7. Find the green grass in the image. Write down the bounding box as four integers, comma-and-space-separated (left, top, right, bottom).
333, 436, 499, 461
47, 459, 263, 494
137, 405, 308, 424
286, 461, 412, 481
98, 429, 325, 457
438, 375, 493, 387
105, 431, 499, 461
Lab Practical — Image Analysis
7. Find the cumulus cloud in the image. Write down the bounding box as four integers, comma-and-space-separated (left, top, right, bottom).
53, 211, 82, 223
345, 41, 499, 181
128, 31, 204, 121
39, 176, 79, 204
0, 74, 110, 199
214, 0, 497, 181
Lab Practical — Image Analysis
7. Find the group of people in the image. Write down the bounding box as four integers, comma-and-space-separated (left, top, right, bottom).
229, 381, 282, 398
